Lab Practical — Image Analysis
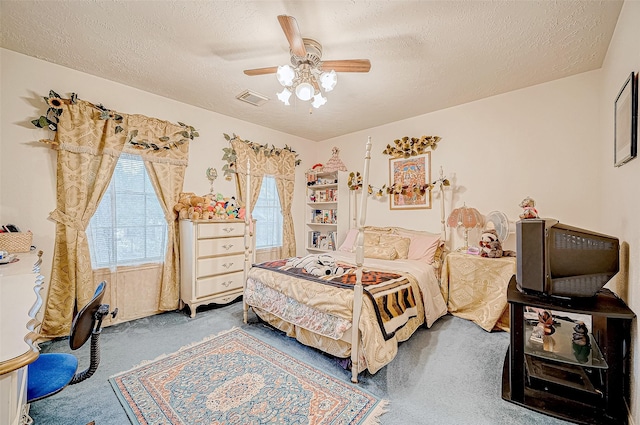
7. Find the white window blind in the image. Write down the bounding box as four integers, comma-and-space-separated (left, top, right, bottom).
87, 154, 167, 268
253, 175, 283, 249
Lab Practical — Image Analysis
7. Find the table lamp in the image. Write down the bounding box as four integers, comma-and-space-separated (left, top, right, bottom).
447, 203, 484, 251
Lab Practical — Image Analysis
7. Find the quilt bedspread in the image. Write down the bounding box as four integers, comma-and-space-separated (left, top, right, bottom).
246, 258, 430, 374
252, 259, 419, 341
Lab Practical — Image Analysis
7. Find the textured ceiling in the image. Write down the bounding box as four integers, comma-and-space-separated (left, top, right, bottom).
0, 0, 623, 141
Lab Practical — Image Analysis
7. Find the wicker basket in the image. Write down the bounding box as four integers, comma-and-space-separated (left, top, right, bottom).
0, 231, 33, 253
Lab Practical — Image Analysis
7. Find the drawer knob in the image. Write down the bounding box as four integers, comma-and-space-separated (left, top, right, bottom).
223, 262, 234, 269
222, 244, 234, 250
222, 280, 233, 287
223, 227, 234, 233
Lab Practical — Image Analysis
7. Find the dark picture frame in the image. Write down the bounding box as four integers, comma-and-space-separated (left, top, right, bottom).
614, 72, 637, 167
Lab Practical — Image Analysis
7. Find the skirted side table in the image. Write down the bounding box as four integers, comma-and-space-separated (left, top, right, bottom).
440, 251, 516, 331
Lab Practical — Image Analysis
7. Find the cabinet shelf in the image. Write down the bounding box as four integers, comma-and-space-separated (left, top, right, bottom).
524, 317, 607, 369
502, 276, 635, 425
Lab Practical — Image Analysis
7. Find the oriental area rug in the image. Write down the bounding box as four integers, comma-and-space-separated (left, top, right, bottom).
109, 328, 387, 424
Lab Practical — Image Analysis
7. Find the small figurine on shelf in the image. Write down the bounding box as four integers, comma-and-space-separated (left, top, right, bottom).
572, 321, 590, 346
530, 309, 555, 343
572, 321, 592, 363
519, 196, 539, 219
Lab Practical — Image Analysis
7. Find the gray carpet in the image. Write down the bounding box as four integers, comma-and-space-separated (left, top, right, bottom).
28, 301, 571, 425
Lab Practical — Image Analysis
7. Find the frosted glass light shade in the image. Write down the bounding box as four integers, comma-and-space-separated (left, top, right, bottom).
276, 65, 295, 87
311, 93, 327, 108
320, 70, 337, 92
295, 82, 314, 101
277, 88, 292, 105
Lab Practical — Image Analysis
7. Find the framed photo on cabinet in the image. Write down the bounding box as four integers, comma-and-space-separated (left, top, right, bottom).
389, 152, 431, 210
614, 72, 637, 167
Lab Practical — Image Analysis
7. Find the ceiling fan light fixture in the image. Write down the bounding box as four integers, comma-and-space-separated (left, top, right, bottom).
276, 65, 295, 87
277, 88, 292, 105
311, 93, 327, 109
320, 70, 337, 92
295, 82, 314, 101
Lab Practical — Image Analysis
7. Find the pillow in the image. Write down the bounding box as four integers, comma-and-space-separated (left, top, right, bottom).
364, 245, 398, 260
379, 234, 411, 259
338, 230, 383, 252
338, 229, 358, 252
364, 231, 380, 246
391, 227, 442, 263
405, 233, 441, 263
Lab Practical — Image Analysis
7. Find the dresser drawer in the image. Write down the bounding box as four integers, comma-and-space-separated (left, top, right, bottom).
197, 222, 244, 239
197, 236, 244, 257
197, 254, 244, 278
196, 271, 244, 298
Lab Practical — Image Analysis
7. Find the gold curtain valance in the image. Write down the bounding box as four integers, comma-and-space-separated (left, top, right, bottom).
51, 100, 191, 166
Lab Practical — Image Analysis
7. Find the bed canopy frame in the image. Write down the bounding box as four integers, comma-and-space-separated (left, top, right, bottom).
240, 136, 448, 383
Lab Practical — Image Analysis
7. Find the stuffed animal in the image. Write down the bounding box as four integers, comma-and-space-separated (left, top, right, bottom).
173, 192, 197, 220
286, 254, 345, 276
479, 229, 516, 258
225, 196, 239, 218
479, 229, 504, 258
519, 197, 539, 219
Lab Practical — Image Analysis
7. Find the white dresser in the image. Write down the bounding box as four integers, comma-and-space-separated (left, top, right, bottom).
0, 252, 44, 425
179, 219, 250, 318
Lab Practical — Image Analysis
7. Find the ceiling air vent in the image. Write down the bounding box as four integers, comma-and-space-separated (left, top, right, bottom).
236, 90, 269, 106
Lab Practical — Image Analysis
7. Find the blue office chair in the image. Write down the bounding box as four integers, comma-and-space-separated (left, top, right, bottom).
27, 281, 117, 403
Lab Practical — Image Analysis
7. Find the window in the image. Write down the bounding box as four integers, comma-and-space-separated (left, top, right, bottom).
87, 154, 167, 268
253, 175, 283, 249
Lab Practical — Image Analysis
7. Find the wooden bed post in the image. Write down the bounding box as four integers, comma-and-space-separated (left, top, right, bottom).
243, 159, 251, 324
350, 136, 371, 383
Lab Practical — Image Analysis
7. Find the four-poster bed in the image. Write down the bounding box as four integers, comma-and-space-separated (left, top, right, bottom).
242, 138, 447, 383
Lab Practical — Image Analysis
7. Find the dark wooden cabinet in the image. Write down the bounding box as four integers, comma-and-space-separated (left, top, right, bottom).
502, 276, 635, 425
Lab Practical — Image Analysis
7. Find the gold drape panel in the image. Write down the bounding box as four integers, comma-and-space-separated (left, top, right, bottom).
231, 138, 296, 256
40, 100, 189, 337
145, 160, 185, 310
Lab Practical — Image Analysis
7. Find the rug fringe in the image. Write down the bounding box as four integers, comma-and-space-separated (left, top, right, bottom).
362, 399, 389, 425
109, 327, 241, 378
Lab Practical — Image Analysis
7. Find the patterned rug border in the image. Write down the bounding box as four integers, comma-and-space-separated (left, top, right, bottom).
109, 327, 388, 425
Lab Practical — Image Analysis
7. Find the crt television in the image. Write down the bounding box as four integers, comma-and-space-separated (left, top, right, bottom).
516, 219, 619, 298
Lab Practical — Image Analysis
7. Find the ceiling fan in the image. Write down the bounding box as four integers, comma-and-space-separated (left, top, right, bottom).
243, 15, 371, 108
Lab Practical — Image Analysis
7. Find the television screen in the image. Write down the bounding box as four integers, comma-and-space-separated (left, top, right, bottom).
516, 219, 619, 298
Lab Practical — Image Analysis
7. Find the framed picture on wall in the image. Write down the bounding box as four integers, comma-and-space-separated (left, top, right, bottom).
389, 152, 431, 210
614, 72, 637, 167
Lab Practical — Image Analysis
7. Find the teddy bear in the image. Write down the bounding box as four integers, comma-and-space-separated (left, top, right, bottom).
173, 192, 197, 220
519, 196, 539, 219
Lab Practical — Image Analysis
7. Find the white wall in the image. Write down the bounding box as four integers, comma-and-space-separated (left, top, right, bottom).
598, 1, 640, 421
320, 70, 602, 253
0, 48, 316, 286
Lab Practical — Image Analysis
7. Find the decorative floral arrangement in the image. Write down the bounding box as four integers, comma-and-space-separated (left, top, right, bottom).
348, 170, 450, 199
382, 135, 442, 158
31, 90, 199, 150
347, 171, 387, 198
221, 133, 301, 179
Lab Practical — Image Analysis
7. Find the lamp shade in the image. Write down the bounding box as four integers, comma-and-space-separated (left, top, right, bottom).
447, 204, 484, 229
277, 88, 292, 105
311, 93, 327, 109
320, 70, 337, 92
295, 82, 314, 101
276, 65, 295, 87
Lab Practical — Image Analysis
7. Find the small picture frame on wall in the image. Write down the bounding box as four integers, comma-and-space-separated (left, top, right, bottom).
389, 152, 432, 210
614, 72, 637, 167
